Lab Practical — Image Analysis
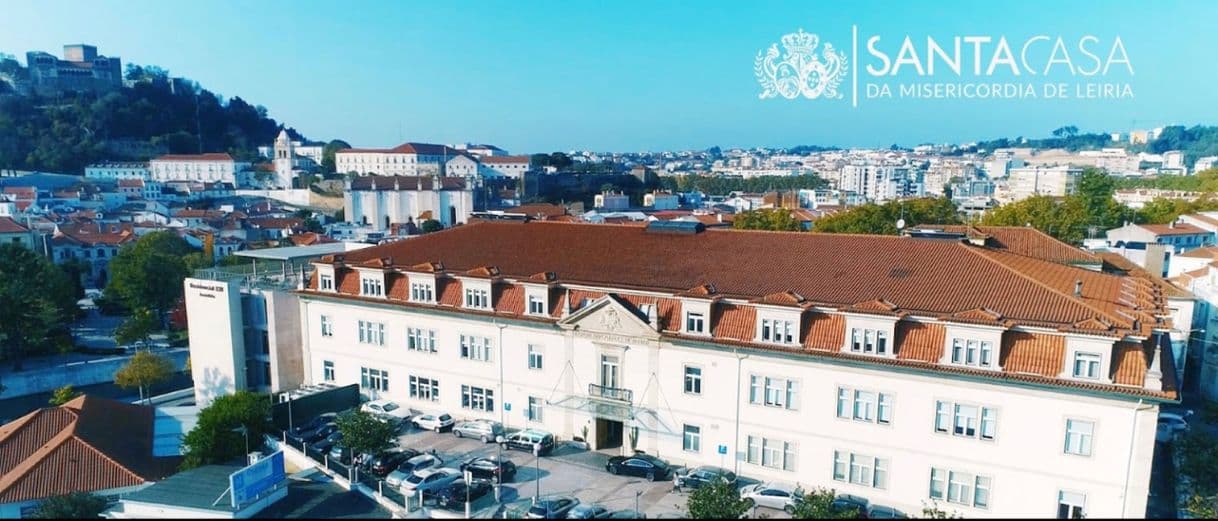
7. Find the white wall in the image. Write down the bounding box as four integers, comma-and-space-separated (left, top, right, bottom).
185, 278, 246, 407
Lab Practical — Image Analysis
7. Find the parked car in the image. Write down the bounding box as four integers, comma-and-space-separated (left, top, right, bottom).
676, 465, 736, 490
453, 420, 505, 442
434, 478, 493, 509
301, 422, 339, 444
460, 456, 517, 483
502, 429, 556, 456
401, 467, 462, 496
369, 449, 420, 478
361, 399, 412, 420
739, 481, 804, 514
867, 504, 908, 519
412, 413, 455, 432
385, 454, 443, 487
831, 494, 870, 518
566, 503, 610, 519
605, 453, 670, 481
527, 496, 580, 519
314, 431, 344, 453
606, 510, 646, 519
288, 413, 337, 443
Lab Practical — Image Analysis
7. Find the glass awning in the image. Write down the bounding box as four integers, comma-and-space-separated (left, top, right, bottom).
547, 394, 636, 422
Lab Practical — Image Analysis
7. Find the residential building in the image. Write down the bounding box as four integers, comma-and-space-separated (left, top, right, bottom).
51, 222, 138, 287
839, 165, 924, 202
335, 142, 465, 177
0, 216, 34, 249
343, 175, 475, 231
479, 155, 532, 179
1104, 221, 1215, 276
186, 220, 1175, 518
149, 153, 249, 184
0, 395, 180, 518
85, 162, 151, 182
997, 165, 1082, 203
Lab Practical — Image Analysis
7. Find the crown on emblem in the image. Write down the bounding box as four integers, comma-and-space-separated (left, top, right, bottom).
781, 29, 819, 55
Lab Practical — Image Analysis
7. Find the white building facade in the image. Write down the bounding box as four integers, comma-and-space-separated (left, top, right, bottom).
271, 222, 1173, 518
85, 162, 150, 181
344, 175, 475, 230
149, 153, 248, 184
335, 142, 465, 177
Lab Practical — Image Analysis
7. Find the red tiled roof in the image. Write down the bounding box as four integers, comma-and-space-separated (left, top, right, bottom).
1139, 223, 1209, 236
153, 153, 234, 162
917, 225, 1100, 265
0, 217, 29, 234
1001, 332, 1066, 377
507, 204, 568, 218
0, 395, 179, 503
894, 321, 946, 363
337, 142, 462, 156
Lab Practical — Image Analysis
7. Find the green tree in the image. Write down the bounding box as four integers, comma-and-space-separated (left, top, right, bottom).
686, 479, 752, 519
0, 244, 78, 370
920, 501, 963, 518
180, 391, 273, 470
1186, 494, 1218, 519
733, 208, 801, 232
814, 197, 961, 235
106, 231, 192, 328
788, 488, 861, 519
48, 385, 81, 406
321, 139, 351, 174
114, 308, 158, 348
114, 350, 174, 404
1178, 430, 1218, 497
29, 492, 108, 519
334, 410, 395, 456
419, 219, 443, 234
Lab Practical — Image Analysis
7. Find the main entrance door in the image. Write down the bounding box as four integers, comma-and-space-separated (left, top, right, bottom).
595, 418, 623, 451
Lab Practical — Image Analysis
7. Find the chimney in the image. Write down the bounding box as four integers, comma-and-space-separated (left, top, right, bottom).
716, 213, 723, 223
1074, 279, 1083, 297
416, 176, 422, 190
394, 177, 400, 190
647, 304, 658, 330
1144, 334, 1164, 391
1169, 221, 1176, 229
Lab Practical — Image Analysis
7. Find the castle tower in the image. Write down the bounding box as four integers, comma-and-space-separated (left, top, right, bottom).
273, 129, 294, 188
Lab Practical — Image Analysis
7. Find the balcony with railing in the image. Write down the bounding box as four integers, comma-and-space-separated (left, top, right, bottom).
588, 383, 632, 403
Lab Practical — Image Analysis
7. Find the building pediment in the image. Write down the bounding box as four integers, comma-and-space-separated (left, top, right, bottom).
558, 295, 659, 340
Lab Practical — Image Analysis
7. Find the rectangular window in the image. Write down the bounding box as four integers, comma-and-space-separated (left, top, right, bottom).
686, 312, 705, 334
464, 288, 490, 309
460, 334, 493, 362
357, 320, 385, 346
360, 367, 389, 391
684, 366, 702, 395
408, 375, 439, 401
528, 295, 545, 315
951, 338, 995, 368
850, 328, 889, 355
936, 400, 997, 441
1072, 352, 1102, 379
1058, 491, 1086, 519
322, 360, 334, 381
461, 385, 495, 412
747, 435, 796, 471
1064, 419, 1094, 456
320, 315, 333, 337
528, 345, 544, 370
410, 282, 434, 302
683, 424, 701, 452
407, 327, 437, 353
837, 386, 893, 425
750, 375, 798, 410
929, 468, 991, 509
320, 274, 334, 291
527, 396, 543, 422
760, 318, 795, 344
360, 276, 384, 297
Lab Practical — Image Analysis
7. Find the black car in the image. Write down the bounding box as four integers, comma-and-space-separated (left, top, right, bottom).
460, 456, 517, 483
676, 465, 737, 490
288, 413, 338, 443
314, 431, 343, 453
605, 454, 670, 481
606, 510, 647, 519
369, 449, 419, 477
434, 479, 493, 509
303, 422, 339, 444
526, 496, 580, 519
501, 429, 556, 456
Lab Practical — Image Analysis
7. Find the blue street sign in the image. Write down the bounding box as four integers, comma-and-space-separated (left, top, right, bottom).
504, 402, 512, 412
717, 444, 728, 455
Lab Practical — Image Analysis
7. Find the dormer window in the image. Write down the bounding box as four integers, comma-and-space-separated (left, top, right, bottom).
360, 276, 384, 297
686, 311, 705, 334
320, 274, 334, 291
951, 339, 995, 368
1072, 352, 1102, 379
850, 328, 889, 355
528, 295, 546, 315
465, 288, 490, 309
760, 318, 795, 344
410, 282, 434, 303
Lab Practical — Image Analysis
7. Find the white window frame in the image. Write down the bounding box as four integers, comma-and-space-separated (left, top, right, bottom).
1057, 490, 1086, 519
461, 384, 495, 412
1063, 419, 1094, 456
836, 386, 893, 425
1072, 352, 1102, 379
684, 365, 702, 395
322, 360, 334, 382
683, 424, 702, 452
319, 274, 334, 291
929, 468, 991, 509
460, 334, 493, 362
360, 367, 389, 391
749, 374, 799, 410
408, 375, 439, 401
320, 315, 333, 337
407, 327, 437, 353
686, 311, 705, 334
527, 396, 543, 422
528, 344, 544, 370
528, 295, 546, 315
760, 318, 795, 344
464, 288, 490, 309
410, 282, 434, 303
833, 450, 889, 490
934, 400, 997, 441
850, 328, 889, 355
357, 320, 385, 346
951, 338, 995, 368
360, 276, 384, 297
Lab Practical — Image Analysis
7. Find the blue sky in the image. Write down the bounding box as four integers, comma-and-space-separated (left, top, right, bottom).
3, 0, 1217, 153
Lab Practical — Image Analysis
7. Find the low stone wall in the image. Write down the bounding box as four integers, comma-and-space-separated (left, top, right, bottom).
0, 348, 189, 398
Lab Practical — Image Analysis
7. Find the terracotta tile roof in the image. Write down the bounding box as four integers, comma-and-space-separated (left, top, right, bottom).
711, 303, 756, 342
247, 217, 304, 229
0, 217, 29, 234
915, 225, 1100, 265
337, 142, 463, 156
1111, 341, 1149, 387
153, 153, 234, 162
481, 155, 531, 164
1139, 223, 1210, 236
894, 321, 946, 363
0, 395, 178, 503
507, 204, 568, 218
289, 232, 336, 246
1177, 246, 1218, 259
802, 312, 845, 351
349, 176, 467, 191
1001, 331, 1066, 378
54, 222, 137, 247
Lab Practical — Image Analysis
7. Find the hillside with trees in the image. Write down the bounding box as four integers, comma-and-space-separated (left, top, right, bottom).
0, 63, 310, 174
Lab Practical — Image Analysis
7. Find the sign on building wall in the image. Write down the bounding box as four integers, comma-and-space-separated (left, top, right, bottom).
230, 450, 286, 507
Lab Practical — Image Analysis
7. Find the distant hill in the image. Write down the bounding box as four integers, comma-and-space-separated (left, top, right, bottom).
0, 64, 309, 174
957, 125, 1218, 166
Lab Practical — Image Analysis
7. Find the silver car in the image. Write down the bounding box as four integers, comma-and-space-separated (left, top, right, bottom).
739, 481, 804, 513
385, 453, 443, 487
401, 467, 462, 496
452, 420, 504, 443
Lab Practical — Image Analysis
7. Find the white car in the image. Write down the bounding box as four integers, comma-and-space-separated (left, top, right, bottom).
739, 481, 803, 513
411, 413, 455, 432
385, 454, 443, 487
401, 467, 461, 496
361, 399, 411, 420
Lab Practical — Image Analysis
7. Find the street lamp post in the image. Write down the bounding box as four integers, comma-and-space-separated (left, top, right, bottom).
495, 321, 507, 502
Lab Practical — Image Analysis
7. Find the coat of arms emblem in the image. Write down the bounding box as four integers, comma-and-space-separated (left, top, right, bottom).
755, 29, 848, 100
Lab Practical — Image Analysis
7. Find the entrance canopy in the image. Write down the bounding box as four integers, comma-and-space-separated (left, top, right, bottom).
547, 394, 636, 422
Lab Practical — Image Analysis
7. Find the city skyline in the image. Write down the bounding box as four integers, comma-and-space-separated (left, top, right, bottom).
2, 0, 1217, 153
